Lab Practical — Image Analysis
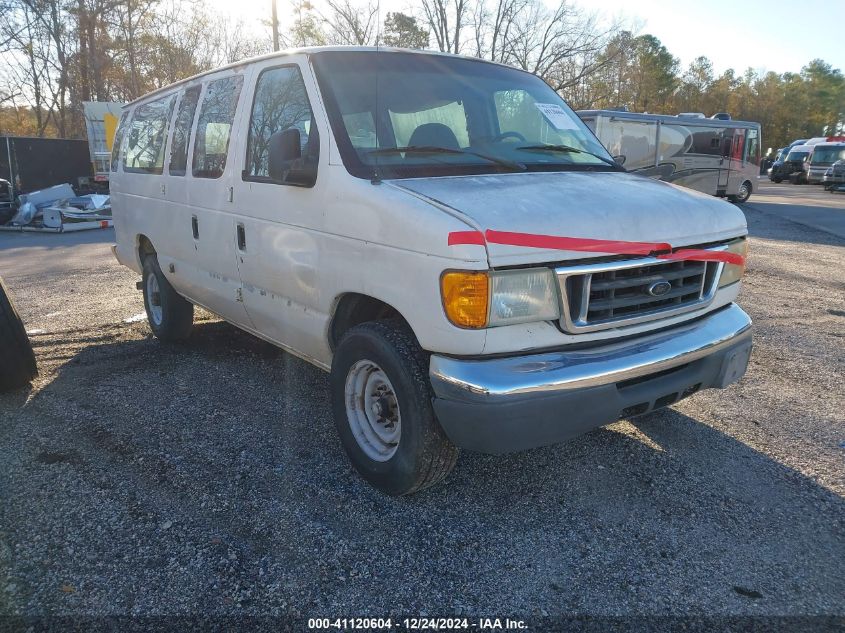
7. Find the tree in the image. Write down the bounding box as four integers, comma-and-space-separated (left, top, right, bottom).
382, 12, 429, 49
323, 0, 379, 46
288, 0, 325, 47
802, 59, 845, 135
674, 56, 713, 113
626, 35, 678, 111
420, 0, 469, 54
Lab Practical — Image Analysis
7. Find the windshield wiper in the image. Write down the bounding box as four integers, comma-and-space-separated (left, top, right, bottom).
367, 145, 526, 172
516, 144, 621, 168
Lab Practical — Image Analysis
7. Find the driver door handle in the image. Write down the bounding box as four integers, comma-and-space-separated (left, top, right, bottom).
236, 223, 246, 251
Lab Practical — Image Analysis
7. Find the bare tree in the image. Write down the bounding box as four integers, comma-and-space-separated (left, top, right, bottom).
420, 0, 469, 54
323, 0, 379, 46
1, 0, 63, 135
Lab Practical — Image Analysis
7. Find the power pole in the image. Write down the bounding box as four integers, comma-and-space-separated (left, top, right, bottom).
271, 0, 280, 51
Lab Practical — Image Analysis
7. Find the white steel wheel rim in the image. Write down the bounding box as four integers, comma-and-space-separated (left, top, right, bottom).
738, 183, 750, 200
146, 273, 163, 326
344, 359, 401, 462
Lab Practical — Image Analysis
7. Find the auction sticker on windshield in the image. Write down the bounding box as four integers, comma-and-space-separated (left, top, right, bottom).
534, 103, 578, 130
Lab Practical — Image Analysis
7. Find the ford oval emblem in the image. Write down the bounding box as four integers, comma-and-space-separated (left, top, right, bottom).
647, 280, 673, 297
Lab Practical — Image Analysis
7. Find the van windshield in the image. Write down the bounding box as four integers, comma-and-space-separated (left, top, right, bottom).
810, 147, 845, 164
311, 51, 616, 179
786, 151, 809, 162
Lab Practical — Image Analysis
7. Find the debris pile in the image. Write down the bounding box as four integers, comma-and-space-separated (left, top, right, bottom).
0, 183, 113, 233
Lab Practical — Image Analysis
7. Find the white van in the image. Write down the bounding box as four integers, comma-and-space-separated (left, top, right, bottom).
111, 47, 752, 495
805, 142, 845, 184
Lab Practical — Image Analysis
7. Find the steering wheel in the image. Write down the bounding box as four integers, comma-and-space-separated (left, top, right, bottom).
492, 131, 526, 143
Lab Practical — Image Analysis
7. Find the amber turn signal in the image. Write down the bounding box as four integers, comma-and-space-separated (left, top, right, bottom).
441, 271, 489, 328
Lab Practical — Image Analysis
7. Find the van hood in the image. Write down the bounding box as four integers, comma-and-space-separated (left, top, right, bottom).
390, 171, 747, 265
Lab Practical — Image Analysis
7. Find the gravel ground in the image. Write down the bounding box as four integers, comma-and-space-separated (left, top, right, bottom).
0, 185, 843, 625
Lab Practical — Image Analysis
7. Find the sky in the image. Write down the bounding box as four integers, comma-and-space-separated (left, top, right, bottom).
580, 0, 845, 75
209, 0, 845, 76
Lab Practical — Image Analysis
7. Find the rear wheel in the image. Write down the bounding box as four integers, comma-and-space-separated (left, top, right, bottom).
0, 276, 38, 392
330, 320, 458, 495
141, 256, 193, 341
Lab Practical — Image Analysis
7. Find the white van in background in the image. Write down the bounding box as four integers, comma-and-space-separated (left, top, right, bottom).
805, 142, 845, 184
110, 47, 752, 495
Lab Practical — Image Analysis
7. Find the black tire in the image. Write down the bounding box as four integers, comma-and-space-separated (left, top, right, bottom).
141, 255, 193, 341
772, 176, 783, 183
0, 276, 38, 392
729, 180, 752, 204
330, 320, 459, 496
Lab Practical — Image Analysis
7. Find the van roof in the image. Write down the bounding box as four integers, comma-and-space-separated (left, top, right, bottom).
787, 145, 812, 152
125, 46, 514, 108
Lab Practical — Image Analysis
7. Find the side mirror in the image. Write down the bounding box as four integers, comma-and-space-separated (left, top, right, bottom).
613, 154, 626, 166
267, 126, 318, 187
268, 128, 302, 182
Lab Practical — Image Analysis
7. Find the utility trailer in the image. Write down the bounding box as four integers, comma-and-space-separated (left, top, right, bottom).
0, 136, 92, 199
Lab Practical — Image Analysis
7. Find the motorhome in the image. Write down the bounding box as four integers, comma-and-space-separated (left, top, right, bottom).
577, 110, 761, 203
110, 47, 752, 495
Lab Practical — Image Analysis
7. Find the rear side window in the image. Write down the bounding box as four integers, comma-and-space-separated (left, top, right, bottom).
193, 75, 244, 179
169, 86, 201, 176
123, 95, 175, 174
110, 111, 129, 172
245, 65, 316, 179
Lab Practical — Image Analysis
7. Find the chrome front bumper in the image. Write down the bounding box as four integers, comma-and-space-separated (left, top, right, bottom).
429, 303, 752, 453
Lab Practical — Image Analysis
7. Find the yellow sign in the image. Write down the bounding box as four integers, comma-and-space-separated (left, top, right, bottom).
104, 113, 119, 151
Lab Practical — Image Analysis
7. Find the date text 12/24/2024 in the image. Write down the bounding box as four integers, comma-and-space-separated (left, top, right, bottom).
308, 618, 528, 630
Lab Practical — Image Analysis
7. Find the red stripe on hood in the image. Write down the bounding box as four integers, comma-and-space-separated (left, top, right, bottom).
448, 229, 745, 266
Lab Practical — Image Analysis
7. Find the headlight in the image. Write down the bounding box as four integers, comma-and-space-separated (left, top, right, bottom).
488, 268, 560, 326
718, 238, 748, 288
441, 268, 560, 328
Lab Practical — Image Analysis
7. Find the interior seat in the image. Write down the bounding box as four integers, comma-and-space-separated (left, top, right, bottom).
408, 123, 460, 149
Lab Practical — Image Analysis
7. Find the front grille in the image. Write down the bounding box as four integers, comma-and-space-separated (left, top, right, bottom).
556, 252, 723, 333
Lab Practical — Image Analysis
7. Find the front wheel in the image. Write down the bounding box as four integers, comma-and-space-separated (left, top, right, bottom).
0, 276, 38, 392
330, 321, 458, 496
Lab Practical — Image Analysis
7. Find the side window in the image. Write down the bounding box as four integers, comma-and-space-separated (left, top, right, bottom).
245, 65, 317, 179
341, 112, 377, 150
685, 126, 723, 156
744, 129, 759, 165
169, 85, 201, 176
123, 95, 175, 174
592, 118, 657, 170
731, 130, 746, 162
193, 75, 243, 179
110, 111, 129, 172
